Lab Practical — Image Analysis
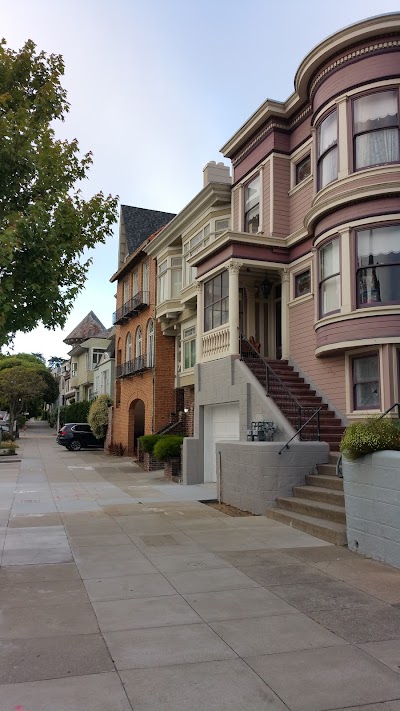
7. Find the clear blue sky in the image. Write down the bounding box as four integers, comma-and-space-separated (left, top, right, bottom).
3, 0, 398, 362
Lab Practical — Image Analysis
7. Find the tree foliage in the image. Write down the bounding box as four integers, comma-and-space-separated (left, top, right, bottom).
59, 400, 90, 427
0, 39, 118, 346
88, 394, 111, 439
0, 352, 58, 404
0, 366, 45, 434
47, 356, 65, 369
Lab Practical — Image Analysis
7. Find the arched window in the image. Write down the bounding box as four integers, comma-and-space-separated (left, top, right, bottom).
135, 326, 142, 359
147, 319, 154, 367
126, 332, 132, 362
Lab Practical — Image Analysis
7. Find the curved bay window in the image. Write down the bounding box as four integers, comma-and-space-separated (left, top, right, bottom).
319, 238, 340, 317
317, 111, 338, 188
204, 271, 229, 332
353, 90, 399, 170
357, 225, 400, 307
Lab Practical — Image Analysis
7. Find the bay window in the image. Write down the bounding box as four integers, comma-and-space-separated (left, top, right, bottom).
158, 256, 182, 302
352, 354, 380, 410
357, 224, 400, 306
244, 176, 260, 233
204, 271, 229, 332
171, 258, 182, 297
319, 238, 340, 316
158, 260, 168, 303
353, 90, 399, 170
317, 111, 338, 188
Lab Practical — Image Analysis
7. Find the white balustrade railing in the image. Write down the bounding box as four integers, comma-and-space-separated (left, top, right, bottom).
202, 326, 230, 360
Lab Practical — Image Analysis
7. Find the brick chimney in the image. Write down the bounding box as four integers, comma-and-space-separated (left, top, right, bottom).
203, 161, 231, 187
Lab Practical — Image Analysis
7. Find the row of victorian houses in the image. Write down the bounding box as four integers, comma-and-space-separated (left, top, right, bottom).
54, 13, 400, 535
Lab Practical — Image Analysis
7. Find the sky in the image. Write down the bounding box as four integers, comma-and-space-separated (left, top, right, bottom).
2, 0, 398, 363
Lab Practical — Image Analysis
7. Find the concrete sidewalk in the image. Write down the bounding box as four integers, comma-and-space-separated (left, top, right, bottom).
0, 421, 399, 710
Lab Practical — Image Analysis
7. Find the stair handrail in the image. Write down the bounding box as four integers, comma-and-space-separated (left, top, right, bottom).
240, 334, 322, 443
278, 407, 323, 455
336, 401, 400, 478
240, 335, 303, 408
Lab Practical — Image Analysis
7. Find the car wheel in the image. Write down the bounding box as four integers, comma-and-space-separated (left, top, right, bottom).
69, 439, 81, 451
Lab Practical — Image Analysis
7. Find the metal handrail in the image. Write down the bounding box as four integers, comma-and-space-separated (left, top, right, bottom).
113, 291, 150, 324
240, 334, 321, 443
279, 407, 322, 454
336, 402, 400, 478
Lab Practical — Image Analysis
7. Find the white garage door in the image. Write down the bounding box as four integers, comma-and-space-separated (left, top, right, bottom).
204, 403, 240, 482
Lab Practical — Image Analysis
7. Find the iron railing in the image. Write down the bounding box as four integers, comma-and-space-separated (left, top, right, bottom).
116, 355, 148, 378
240, 335, 321, 443
336, 401, 400, 478
113, 291, 150, 325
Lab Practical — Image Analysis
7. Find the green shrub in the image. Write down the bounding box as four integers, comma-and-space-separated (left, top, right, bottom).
88, 395, 111, 439
138, 434, 164, 454
340, 417, 400, 461
107, 441, 126, 456
17, 415, 26, 428
153, 435, 184, 462
0, 431, 14, 442
59, 401, 90, 427
0, 440, 18, 449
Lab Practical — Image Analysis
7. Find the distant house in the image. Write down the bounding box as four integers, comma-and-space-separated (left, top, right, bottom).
63, 312, 113, 402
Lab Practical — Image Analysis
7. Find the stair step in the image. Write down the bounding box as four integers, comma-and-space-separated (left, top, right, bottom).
266, 508, 347, 545
306, 473, 343, 490
293, 485, 344, 506
275, 496, 346, 524
316, 463, 338, 476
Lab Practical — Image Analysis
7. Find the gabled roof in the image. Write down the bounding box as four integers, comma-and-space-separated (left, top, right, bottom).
63, 311, 106, 345
121, 205, 176, 256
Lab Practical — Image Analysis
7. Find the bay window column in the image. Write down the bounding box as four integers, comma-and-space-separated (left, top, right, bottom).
281, 268, 290, 359
337, 96, 349, 180
195, 280, 203, 363
228, 260, 243, 355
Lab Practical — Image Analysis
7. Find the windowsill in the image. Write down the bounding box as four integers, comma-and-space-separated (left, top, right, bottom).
346, 409, 381, 418
288, 174, 313, 196
288, 292, 314, 307
315, 304, 400, 330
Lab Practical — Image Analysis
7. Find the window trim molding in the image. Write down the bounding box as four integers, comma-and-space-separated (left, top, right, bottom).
316, 108, 338, 191
354, 221, 400, 310
243, 173, 261, 234
318, 236, 341, 318
345, 347, 382, 415
351, 86, 400, 174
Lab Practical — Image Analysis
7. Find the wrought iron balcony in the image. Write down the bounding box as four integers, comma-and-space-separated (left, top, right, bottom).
112, 291, 150, 325
116, 355, 149, 378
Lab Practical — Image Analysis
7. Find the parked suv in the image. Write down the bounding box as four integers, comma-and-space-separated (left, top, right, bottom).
57, 423, 104, 451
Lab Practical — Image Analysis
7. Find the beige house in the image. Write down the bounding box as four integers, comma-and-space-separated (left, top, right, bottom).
63, 312, 113, 403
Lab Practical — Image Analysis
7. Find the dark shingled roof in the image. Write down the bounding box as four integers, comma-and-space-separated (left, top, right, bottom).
121, 205, 176, 256
63, 311, 106, 345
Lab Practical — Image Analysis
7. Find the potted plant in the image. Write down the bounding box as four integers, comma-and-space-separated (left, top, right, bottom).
153, 435, 184, 482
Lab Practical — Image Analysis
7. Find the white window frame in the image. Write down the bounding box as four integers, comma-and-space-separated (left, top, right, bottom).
143, 260, 150, 296
244, 175, 260, 233
157, 255, 182, 303
181, 323, 196, 371
146, 319, 154, 368
132, 269, 139, 297
135, 326, 142, 358
182, 218, 230, 288
126, 332, 132, 362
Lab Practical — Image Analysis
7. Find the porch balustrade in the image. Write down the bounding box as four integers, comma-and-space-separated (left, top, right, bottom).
201, 326, 230, 360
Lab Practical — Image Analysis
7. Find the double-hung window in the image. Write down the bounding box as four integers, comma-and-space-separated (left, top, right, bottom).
356, 224, 400, 306
132, 269, 139, 297
352, 354, 380, 410
317, 111, 338, 188
123, 279, 129, 304
182, 326, 196, 370
319, 238, 340, 316
92, 349, 103, 368
353, 90, 399, 170
244, 176, 260, 233
295, 155, 311, 185
171, 258, 182, 297
204, 271, 229, 332
158, 260, 168, 303
142, 261, 150, 299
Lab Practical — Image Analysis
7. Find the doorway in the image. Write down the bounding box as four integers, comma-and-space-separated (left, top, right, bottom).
129, 399, 145, 454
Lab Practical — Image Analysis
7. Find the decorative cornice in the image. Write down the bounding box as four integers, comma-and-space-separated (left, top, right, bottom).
309, 38, 400, 100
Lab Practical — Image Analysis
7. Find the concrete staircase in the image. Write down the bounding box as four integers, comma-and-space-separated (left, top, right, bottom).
267, 454, 347, 545
246, 357, 345, 451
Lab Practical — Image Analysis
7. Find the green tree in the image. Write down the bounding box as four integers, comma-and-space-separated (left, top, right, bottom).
0, 39, 118, 347
0, 353, 58, 405
0, 366, 45, 434
47, 356, 65, 369
88, 394, 111, 439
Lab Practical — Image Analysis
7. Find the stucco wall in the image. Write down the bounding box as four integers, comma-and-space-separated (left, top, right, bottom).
183, 355, 295, 484
216, 440, 329, 515
343, 451, 400, 569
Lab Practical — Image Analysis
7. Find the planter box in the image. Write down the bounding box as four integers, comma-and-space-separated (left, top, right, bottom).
164, 457, 182, 483
343, 450, 400, 569
140, 451, 164, 472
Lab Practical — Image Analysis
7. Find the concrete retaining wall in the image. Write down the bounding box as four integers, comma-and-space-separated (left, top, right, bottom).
343, 451, 400, 569
216, 440, 329, 515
